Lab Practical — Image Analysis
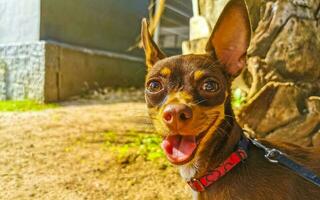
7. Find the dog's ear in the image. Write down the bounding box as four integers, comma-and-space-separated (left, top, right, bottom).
141, 18, 166, 69
205, 0, 251, 77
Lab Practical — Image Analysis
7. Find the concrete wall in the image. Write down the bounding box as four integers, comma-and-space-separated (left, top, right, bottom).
0, 41, 145, 102
0, 0, 40, 44
40, 0, 148, 57
0, 0, 148, 57
0, 0, 148, 101
44, 42, 145, 102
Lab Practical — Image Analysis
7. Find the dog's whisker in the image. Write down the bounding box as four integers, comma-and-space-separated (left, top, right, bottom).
224, 114, 235, 118
190, 99, 208, 106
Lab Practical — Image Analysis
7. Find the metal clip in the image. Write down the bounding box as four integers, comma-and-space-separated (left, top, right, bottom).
265, 148, 282, 163
249, 138, 283, 163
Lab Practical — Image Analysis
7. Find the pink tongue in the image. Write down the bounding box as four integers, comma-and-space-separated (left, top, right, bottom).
161, 135, 197, 163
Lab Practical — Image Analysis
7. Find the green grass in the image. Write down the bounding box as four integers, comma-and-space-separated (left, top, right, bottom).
103, 131, 165, 161
0, 100, 58, 112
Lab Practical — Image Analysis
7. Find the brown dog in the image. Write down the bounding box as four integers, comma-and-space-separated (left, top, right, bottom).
141, 0, 320, 199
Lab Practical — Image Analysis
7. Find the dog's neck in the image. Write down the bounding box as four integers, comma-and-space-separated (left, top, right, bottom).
179, 97, 243, 180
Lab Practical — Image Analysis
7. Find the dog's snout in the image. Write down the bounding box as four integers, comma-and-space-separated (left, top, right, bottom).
162, 104, 193, 128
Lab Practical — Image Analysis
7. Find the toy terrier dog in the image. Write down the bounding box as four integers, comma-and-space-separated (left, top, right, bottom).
141, 0, 320, 199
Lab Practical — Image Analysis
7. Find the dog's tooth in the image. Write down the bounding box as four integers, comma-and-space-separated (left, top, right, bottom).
172, 147, 178, 157
173, 147, 182, 158
173, 148, 183, 158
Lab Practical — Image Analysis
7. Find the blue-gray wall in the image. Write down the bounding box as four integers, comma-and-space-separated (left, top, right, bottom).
40, 0, 149, 56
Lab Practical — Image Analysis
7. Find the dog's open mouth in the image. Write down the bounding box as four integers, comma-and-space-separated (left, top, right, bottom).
161, 134, 203, 165
161, 117, 218, 165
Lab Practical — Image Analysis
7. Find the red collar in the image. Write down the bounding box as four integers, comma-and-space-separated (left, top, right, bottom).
187, 137, 249, 192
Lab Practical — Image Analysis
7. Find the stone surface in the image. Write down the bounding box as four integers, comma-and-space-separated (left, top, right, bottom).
0, 60, 7, 100
192, 0, 320, 146
241, 0, 320, 146
312, 130, 320, 146
0, 42, 46, 101
198, 0, 228, 29
182, 38, 208, 54
266, 97, 320, 146
265, 18, 320, 81
238, 82, 304, 136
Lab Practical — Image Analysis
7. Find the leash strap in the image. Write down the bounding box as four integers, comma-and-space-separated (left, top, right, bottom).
187, 134, 320, 192
249, 138, 320, 187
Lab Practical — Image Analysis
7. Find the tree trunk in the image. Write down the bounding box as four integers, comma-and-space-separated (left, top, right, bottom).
187, 0, 320, 147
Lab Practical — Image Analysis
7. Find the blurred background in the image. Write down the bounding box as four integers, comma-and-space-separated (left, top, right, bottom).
0, 0, 319, 199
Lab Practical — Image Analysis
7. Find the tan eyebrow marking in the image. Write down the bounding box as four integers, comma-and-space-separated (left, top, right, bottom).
194, 70, 204, 80
165, 91, 193, 104
160, 67, 171, 77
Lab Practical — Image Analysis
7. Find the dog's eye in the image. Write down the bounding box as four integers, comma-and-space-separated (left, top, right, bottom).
147, 80, 163, 93
201, 80, 219, 92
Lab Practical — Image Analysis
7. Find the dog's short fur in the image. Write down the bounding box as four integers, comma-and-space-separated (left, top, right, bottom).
141, 0, 320, 199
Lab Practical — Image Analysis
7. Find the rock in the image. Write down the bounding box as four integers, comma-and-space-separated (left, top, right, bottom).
265, 96, 320, 146
266, 114, 319, 146
182, 38, 208, 55
312, 131, 320, 146
198, 0, 264, 31
248, 0, 315, 57
198, 0, 227, 29
307, 96, 320, 114
265, 18, 320, 81
191, 0, 320, 146
0, 60, 7, 100
238, 82, 305, 137
245, 56, 278, 98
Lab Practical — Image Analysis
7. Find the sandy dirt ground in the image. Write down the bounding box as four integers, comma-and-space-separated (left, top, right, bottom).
0, 101, 191, 200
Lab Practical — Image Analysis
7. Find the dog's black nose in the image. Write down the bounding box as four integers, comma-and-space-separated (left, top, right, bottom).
163, 104, 193, 128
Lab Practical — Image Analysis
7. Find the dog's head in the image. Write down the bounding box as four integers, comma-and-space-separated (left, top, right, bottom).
141, 0, 251, 165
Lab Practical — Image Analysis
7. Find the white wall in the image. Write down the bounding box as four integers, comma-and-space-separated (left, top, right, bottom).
0, 0, 40, 44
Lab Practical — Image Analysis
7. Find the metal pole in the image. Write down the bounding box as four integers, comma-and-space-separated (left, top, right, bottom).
153, 0, 164, 44
192, 0, 199, 16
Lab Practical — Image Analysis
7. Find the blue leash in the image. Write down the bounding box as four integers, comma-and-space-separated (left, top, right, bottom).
248, 138, 320, 187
